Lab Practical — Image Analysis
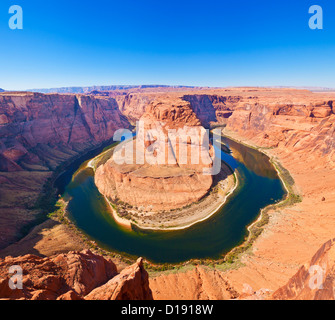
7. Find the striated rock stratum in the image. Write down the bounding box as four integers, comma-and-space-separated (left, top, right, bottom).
94, 97, 215, 211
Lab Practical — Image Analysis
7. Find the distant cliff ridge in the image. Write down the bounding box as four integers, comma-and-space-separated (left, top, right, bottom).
0, 91, 131, 249
28, 85, 196, 94
95, 97, 215, 213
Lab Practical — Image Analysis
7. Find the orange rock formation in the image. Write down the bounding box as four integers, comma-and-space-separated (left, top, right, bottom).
0, 249, 152, 300
95, 98, 215, 211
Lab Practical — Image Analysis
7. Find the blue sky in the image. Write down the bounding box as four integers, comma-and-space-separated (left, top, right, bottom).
0, 0, 334, 90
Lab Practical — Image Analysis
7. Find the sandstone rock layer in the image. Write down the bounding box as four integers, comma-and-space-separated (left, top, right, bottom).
95, 98, 215, 211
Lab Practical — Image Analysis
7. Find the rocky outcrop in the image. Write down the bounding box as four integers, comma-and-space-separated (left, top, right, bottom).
28, 85, 196, 94
0, 92, 130, 171
0, 250, 152, 300
94, 98, 215, 211
183, 94, 242, 126
272, 239, 335, 300
115, 93, 155, 124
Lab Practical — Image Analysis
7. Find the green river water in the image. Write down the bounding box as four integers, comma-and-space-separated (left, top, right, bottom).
55, 136, 286, 263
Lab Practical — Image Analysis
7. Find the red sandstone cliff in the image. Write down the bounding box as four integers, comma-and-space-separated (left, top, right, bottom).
0, 249, 152, 300
0, 92, 130, 171
225, 97, 335, 156
0, 92, 131, 249
272, 239, 335, 300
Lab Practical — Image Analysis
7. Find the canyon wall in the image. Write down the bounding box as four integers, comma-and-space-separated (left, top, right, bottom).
225, 96, 335, 157
3, 88, 333, 175
0, 92, 130, 171
0, 92, 131, 249
114, 93, 155, 124
147, 89, 335, 300
180, 89, 335, 167
94, 97, 215, 211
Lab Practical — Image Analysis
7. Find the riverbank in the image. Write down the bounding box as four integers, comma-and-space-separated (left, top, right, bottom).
147, 131, 293, 270
209, 127, 335, 294
2, 128, 290, 275
0, 138, 116, 256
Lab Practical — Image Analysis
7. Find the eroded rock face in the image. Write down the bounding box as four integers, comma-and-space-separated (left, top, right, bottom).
0, 250, 152, 300
150, 266, 239, 300
0, 92, 131, 249
272, 239, 335, 300
85, 258, 152, 300
222, 92, 335, 154
94, 98, 215, 211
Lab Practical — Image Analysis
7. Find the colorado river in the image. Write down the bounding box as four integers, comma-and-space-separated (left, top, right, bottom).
55, 136, 286, 263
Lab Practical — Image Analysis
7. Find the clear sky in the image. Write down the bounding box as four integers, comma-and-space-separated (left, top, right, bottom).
0, 0, 334, 90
